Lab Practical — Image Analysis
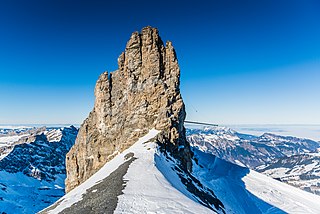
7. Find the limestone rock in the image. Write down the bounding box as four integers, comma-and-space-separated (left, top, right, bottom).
65, 26, 192, 192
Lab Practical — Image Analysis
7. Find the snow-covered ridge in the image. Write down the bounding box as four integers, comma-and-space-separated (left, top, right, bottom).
0, 134, 28, 145
42, 129, 161, 213
41, 129, 223, 214
41, 128, 320, 214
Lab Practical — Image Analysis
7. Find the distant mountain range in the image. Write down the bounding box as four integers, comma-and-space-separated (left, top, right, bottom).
256, 152, 320, 195
0, 126, 78, 214
187, 126, 320, 195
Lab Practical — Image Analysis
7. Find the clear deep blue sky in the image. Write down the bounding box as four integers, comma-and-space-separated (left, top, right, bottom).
0, 0, 319, 124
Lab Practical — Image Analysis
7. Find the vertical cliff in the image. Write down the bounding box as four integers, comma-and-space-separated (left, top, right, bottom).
65, 26, 192, 192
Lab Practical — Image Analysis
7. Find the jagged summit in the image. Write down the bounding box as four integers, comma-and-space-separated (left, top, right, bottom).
66, 26, 192, 192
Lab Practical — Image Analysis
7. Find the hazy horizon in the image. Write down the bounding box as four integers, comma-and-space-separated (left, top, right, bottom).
1, 123, 319, 141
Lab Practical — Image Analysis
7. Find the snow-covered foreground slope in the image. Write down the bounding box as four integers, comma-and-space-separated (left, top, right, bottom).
0, 171, 65, 214
42, 129, 320, 214
193, 148, 320, 214
41, 129, 218, 214
244, 171, 320, 214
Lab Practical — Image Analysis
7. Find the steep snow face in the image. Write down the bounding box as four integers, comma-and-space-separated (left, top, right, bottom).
115, 132, 220, 214
256, 153, 320, 195
192, 148, 320, 214
41, 129, 224, 214
0, 126, 78, 214
0, 171, 65, 214
243, 170, 320, 214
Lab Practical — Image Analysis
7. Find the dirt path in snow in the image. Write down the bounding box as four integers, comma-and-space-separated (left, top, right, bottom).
40, 152, 136, 214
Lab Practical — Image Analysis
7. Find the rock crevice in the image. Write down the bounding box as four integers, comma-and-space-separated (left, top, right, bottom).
65, 26, 192, 192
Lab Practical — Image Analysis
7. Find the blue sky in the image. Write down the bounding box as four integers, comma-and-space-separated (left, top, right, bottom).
0, 0, 319, 124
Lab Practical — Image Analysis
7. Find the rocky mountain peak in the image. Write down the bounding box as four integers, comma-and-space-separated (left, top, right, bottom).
65, 26, 192, 192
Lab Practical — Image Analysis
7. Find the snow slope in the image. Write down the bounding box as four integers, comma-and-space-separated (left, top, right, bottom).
0, 171, 65, 214
42, 128, 320, 214
187, 126, 320, 196
244, 170, 320, 214
115, 131, 214, 214
41, 129, 216, 214
192, 148, 320, 214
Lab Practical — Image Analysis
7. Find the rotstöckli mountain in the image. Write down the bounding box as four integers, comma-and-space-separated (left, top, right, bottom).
41, 27, 320, 214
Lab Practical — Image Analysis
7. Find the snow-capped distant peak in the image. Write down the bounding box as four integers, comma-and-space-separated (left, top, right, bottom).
203, 126, 236, 134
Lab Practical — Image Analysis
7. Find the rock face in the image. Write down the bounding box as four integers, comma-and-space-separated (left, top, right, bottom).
66, 26, 192, 192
